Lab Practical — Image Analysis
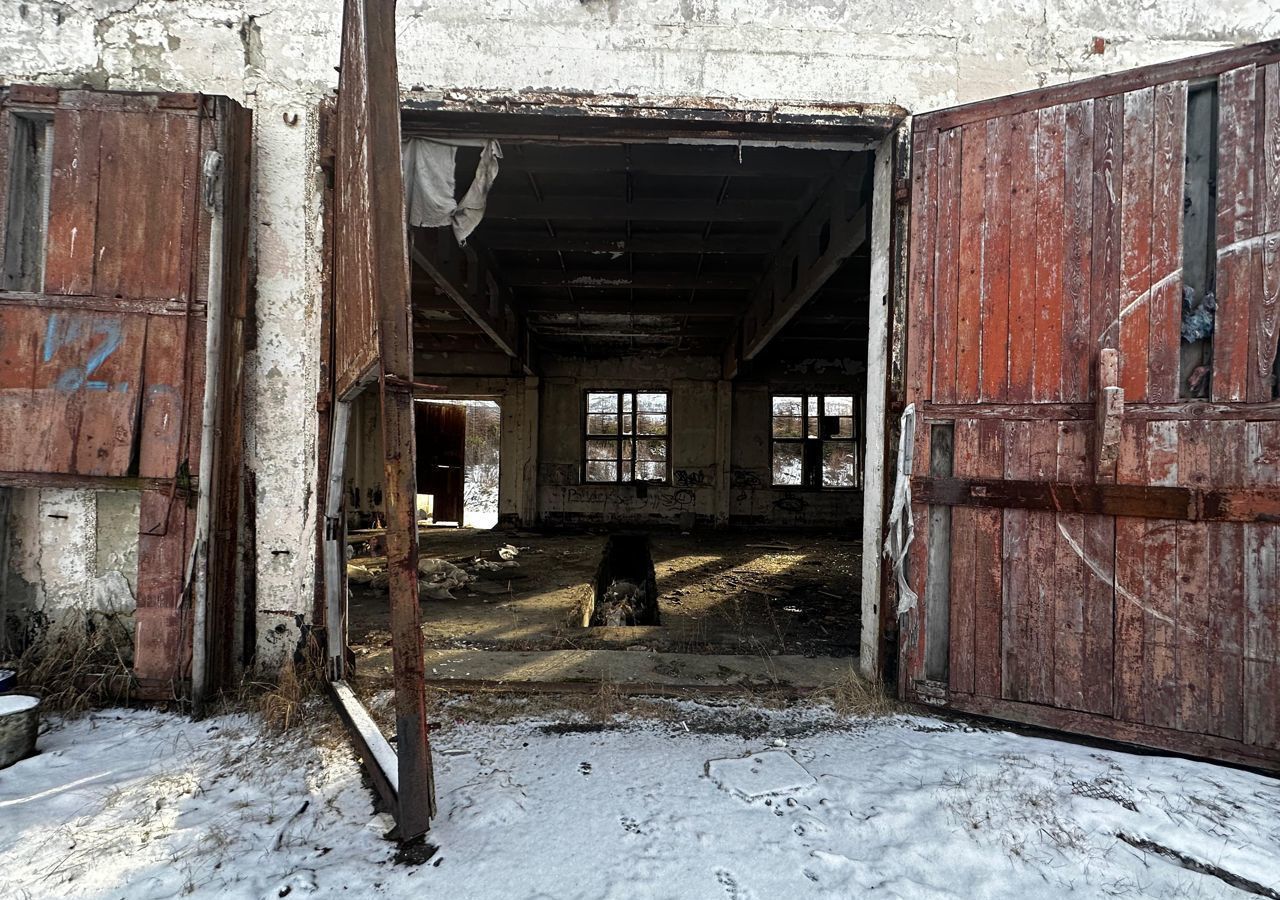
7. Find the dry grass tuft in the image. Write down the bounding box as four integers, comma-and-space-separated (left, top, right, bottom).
10, 612, 134, 713
817, 667, 900, 718
233, 631, 329, 733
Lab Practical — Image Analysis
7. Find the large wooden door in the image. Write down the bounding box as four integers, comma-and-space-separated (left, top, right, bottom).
416, 402, 466, 525
900, 40, 1280, 770
330, 0, 435, 837
0, 87, 251, 697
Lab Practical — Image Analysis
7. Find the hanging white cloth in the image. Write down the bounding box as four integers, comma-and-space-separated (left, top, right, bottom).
401, 138, 503, 244
883, 403, 918, 615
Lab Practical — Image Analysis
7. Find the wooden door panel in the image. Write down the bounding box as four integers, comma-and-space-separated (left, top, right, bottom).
903, 40, 1280, 771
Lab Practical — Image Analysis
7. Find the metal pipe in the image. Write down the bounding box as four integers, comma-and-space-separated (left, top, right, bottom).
323, 400, 352, 679
190, 149, 225, 713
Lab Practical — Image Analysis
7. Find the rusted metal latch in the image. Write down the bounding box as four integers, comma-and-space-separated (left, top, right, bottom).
1094, 348, 1124, 484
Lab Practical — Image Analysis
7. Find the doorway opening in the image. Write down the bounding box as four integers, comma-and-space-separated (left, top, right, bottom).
339, 94, 902, 706
414, 399, 501, 529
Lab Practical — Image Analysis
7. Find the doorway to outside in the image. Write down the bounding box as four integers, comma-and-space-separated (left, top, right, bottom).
414, 399, 500, 530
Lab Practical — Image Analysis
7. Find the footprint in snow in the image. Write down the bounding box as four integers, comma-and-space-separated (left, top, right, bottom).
715, 868, 754, 900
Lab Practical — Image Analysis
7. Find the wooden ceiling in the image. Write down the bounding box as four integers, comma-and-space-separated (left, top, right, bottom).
410, 140, 873, 365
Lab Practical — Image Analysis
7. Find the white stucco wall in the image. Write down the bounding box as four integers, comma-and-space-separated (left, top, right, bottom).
0, 0, 1276, 669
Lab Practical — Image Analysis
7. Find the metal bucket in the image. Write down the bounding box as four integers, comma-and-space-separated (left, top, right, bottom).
0, 692, 40, 769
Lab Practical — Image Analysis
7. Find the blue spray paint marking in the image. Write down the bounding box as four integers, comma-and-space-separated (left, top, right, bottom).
43, 312, 125, 392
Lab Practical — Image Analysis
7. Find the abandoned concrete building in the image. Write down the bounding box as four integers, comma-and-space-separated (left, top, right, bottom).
1, 0, 1279, 839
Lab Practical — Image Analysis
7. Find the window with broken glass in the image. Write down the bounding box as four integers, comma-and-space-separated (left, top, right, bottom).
771, 394, 860, 488
583, 391, 670, 483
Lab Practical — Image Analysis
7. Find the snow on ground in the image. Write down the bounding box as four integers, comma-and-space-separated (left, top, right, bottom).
1, 700, 1278, 899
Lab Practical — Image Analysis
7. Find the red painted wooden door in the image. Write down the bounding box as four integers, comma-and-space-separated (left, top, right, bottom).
332, 0, 436, 836
900, 40, 1280, 771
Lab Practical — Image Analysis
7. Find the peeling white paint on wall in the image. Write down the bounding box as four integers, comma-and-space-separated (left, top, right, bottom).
1, 0, 1276, 671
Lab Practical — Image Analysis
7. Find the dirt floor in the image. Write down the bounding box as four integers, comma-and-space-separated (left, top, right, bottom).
347, 528, 861, 675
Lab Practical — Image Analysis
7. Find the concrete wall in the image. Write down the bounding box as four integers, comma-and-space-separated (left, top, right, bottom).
1, 0, 1276, 668
2, 489, 139, 651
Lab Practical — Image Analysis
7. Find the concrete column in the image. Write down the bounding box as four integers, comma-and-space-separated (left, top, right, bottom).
714, 379, 733, 526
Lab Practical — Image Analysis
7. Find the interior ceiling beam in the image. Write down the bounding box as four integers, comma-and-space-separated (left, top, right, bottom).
500, 149, 844, 179
408, 227, 534, 375
485, 195, 801, 223
724, 154, 871, 379
523, 297, 741, 317
476, 232, 776, 255
503, 269, 756, 291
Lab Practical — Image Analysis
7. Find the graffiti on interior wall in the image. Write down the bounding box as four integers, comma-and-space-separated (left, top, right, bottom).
659, 488, 697, 510
673, 469, 709, 488
773, 495, 806, 514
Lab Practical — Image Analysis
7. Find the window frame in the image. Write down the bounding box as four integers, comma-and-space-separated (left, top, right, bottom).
769, 391, 861, 490
581, 389, 671, 484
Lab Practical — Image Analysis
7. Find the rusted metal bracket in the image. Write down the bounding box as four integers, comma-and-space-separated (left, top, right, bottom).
1094, 348, 1123, 484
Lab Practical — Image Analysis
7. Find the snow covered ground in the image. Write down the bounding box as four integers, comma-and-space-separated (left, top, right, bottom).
1, 699, 1278, 899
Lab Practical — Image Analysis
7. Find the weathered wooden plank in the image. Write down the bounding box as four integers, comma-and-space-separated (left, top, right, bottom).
1244, 421, 1280, 749
1001, 419, 1031, 702
1091, 94, 1124, 360
0, 308, 146, 476
138, 315, 190, 478
1208, 420, 1247, 741
934, 690, 1280, 772
1053, 421, 1088, 711
972, 418, 1004, 698
979, 117, 1012, 402
94, 111, 200, 301
1174, 420, 1212, 735
920, 399, 1280, 421
1024, 422, 1059, 705
1033, 106, 1066, 403
1061, 100, 1094, 403
1148, 81, 1186, 403
912, 40, 1280, 134
1253, 62, 1280, 402
1214, 65, 1258, 401
43, 108, 101, 296
1141, 421, 1180, 730
931, 128, 962, 403
1119, 88, 1154, 401
1007, 111, 1038, 403
926, 422, 957, 681
1114, 417, 1148, 725
945, 421, 973, 691
955, 123, 985, 404
134, 489, 193, 683
906, 130, 937, 406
